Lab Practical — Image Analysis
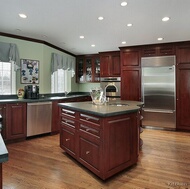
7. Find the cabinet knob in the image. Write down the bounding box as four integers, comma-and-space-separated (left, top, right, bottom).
86, 151, 90, 155
66, 138, 70, 141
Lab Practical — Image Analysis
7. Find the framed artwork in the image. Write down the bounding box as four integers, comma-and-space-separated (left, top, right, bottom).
20, 59, 39, 84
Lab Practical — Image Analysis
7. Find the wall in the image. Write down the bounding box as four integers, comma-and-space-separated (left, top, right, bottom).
0, 35, 78, 93
78, 83, 100, 92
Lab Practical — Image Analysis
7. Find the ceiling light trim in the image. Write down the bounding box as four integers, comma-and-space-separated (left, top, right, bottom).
19, 13, 27, 18
98, 16, 104, 21
162, 17, 170, 22
121, 2, 128, 7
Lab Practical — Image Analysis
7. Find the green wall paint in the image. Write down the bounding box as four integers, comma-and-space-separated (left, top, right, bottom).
78, 83, 100, 92
0, 35, 101, 94
0, 35, 79, 93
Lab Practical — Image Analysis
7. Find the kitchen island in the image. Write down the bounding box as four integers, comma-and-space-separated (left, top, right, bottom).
58, 100, 143, 180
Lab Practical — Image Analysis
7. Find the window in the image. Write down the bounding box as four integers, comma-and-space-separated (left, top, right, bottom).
51, 69, 72, 93
0, 61, 16, 94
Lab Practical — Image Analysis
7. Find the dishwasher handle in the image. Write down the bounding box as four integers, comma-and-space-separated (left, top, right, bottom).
27, 102, 52, 106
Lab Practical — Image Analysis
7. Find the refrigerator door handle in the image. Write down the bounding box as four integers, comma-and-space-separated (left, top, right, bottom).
143, 108, 175, 114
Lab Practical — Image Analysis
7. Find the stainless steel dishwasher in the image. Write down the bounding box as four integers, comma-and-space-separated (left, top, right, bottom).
27, 102, 52, 137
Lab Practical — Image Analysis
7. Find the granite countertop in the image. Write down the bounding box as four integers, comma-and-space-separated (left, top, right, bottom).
0, 134, 8, 163
58, 100, 143, 117
0, 93, 90, 104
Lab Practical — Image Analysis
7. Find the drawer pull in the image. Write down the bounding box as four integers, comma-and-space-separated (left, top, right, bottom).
66, 138, 70, 141
86, 151, 90, 155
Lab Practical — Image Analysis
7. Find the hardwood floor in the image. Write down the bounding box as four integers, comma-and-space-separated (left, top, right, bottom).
2, 129, 190, 189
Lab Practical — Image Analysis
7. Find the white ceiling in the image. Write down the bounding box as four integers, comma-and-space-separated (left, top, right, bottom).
1, 0, 190, 55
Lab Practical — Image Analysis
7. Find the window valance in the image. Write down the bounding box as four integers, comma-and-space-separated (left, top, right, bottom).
0, 42, 20, 70
51, 53, 75, 75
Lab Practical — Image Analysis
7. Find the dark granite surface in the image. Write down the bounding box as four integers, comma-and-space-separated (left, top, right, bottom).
0, 92, 90, 104
58, 100, 143, 117
0, 134, 8, 163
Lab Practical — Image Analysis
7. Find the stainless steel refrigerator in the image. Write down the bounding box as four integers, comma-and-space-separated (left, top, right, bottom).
141, 56, 176, 129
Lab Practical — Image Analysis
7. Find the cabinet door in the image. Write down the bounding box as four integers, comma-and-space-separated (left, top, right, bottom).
176, 63, 190, 130
0, 105, 6, 140
78, 136, 100, 171
121, 68, 141, 101
51, 100, 59, 134
85, 58, 92, 82
60, 127, 76, 157
94, 57, 100, 82
100, 55, 110, 77
112, 54, 120, 76
6, 103, 26, 140
76, 57, 85, 83
120, 49, 140, 67
104, 113, 138, 174
176, 45, 190, 64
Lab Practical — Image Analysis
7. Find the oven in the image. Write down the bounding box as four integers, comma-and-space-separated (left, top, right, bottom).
100, 77, 121, 100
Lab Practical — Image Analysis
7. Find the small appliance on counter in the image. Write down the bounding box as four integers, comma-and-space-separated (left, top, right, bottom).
24, 85, 39, 99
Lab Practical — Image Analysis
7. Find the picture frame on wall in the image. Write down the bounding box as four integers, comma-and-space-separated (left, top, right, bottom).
20, 59, 39, 84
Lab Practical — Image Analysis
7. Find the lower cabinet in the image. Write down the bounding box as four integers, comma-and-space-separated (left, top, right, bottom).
60, 108, 138, 180
121, 68, 141, 101
6, 103, 27, 142
52, 96, 91, 134
176, 63, 190, 131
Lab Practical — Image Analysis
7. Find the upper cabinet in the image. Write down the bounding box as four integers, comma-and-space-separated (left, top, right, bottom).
141, 44, 175, 57
76, 54, 100, 83
99, 51, 120, 77
120, 48, 141, 67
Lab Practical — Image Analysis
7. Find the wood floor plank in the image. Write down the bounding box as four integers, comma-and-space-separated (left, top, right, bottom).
2, 129, 190, 189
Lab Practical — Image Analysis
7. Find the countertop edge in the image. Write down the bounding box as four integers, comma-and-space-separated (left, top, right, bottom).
0, 134, 8, 163
58, 101, 142, 117
0, 94, 90, 104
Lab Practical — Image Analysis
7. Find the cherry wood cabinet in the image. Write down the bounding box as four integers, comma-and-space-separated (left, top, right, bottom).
6, 103, 27, 141
0, 105, 6, 141
60, 108, 77, 158
141, 44, 175, 57
51, 96, 91, 134
120, 47, 141, 101
59, 107, 139, 180
76, 54, 100, 83
99, 51, 120, 77
176, 44, 190, 131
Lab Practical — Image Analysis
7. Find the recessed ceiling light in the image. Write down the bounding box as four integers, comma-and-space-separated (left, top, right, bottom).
121, 2, 128, 6
162, 17, 170, 22
80, 36, 84, 39
91, 44, 95, 47
122, 41, 126, 44
19, 13, 27, 18
98, 16, 104, 20
127, 23, 132, 27
157, 37, 163, 41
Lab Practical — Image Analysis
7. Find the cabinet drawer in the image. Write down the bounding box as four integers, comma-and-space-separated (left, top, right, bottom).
60, 128, 76, 157
61, 109, 76, 119
79, 113, 100, 125
79, 124, 100, 137
61, 117, 76, 129
79, 137, 100, 170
